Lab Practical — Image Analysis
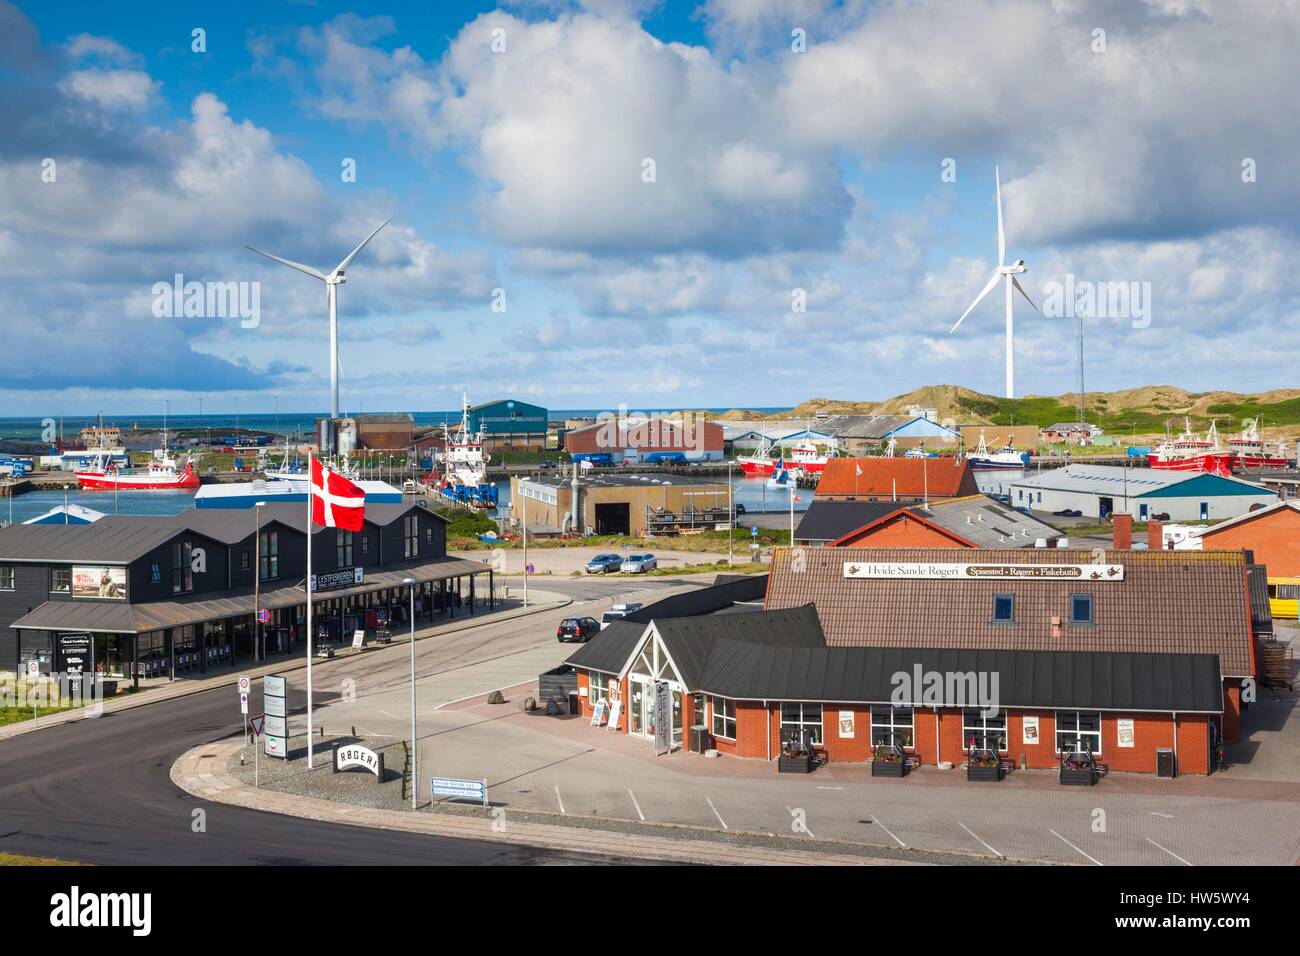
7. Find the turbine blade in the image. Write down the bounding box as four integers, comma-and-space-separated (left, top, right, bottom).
1012, 276, 1040, 312
245, 246, 327, 281
995, 165, 1005, 268
333, 216, 392, 275
950, 270, 1002, 334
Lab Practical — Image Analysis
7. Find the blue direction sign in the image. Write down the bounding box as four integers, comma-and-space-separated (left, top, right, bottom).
751, 526, 758, 537
431, 777, 488, 807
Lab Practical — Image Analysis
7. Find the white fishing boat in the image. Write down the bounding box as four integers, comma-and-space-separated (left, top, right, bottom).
964, 430, 1028, 470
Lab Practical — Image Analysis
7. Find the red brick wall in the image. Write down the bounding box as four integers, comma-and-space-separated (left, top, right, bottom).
1202, 506, 1300, 577
834, 514, 972, 548
1221, 683, 1241, 742
1113, 514, 1133, 550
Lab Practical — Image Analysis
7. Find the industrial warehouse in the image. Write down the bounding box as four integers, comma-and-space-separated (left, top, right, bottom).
510, 472, 730, 536
0, 500, 492, 686
562, 543, 1266, 777
1009, 464, 1277, 520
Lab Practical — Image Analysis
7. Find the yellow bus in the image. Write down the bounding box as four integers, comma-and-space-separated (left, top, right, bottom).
1267, 577, 1300, 620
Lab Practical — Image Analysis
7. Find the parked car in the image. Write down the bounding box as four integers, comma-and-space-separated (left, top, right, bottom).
601, 602, 644, 629
556, 617, 601, 643
539, 460, 555, 469
585, 553, 623, 574
733, 503, 746, 516
1151, 512, 1171, 521
620, 554, 658, 573
1052, 508, 1083, 517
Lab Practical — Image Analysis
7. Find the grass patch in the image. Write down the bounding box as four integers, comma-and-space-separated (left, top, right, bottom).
0, 852, 83, 866
644, 560, 767, 577
0, 704, 80, 727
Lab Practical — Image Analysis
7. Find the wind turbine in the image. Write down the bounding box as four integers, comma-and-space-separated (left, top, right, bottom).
247, 217, 392, 419
949, 167, 1038, 398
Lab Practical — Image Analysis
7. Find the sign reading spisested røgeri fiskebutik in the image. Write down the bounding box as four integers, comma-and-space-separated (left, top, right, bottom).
843, 562, 1125, 581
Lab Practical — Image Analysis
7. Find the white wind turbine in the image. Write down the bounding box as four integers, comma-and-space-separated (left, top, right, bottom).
949, 167, 1038, 398
247, 218, 392, 419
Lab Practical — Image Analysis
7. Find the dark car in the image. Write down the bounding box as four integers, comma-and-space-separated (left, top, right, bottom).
557, 617, 601, 643
1151, 512, 1171, 521
734, 503, 746, 516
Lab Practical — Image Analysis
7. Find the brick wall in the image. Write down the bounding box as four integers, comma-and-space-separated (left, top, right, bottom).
1202, 506, 1300, 577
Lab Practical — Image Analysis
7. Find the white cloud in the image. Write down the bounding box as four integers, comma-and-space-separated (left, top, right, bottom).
60, 68, 159, 110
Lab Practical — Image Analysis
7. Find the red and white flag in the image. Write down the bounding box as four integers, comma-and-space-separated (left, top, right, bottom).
310, 456, 365, 531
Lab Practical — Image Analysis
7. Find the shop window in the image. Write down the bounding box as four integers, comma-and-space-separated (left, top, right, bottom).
0, 566, 13, 590
337, 530, 353, 567
710, 696, 736, 739
962, 709, 1008, 752
1055, 711, 1102, 754
870, 705, 914, 749
51, 567, 72, 593
587, 672, 609, 702
1070, 593, 1094, 625
404, 515, 418, 558
149, 562, 161, 584
260, 531, 279, 581
992, 593, 1014, 624
172, 542, 193, 594
780, 702, 823, 747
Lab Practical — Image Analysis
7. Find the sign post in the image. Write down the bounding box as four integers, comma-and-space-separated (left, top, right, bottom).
249, 714, 265, 788
238, 674, 251, 744
263, 674, 288, 759
653, 680, 671, 755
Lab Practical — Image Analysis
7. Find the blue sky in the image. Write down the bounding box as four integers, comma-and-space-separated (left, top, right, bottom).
2, 0, 1298, 416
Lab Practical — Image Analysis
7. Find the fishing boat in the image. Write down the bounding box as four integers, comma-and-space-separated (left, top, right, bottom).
430, 394, 498, 510
1227, 418, 1291, 469
1148, 419, 1234, 475
75, 446, 199, 490
736, 433, 778, 476
964, 431, 1029, 470
737, 435, 836, 475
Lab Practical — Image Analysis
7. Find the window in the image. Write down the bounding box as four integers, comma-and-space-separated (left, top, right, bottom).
992, 593, 1014, 623
426, 527, 434, 542
50, 567, 72, 593
172, 541, 193, 594
1070, 593, 1094, 625
870, 705, 914, 748
587, 671, 608, 702
1055, 711, 1102, 754
336, 530, 353, 567
404, 515, 418, 558
780, 702, 823, 747
259, 531, 279, 580
711, 696, 737, 739
240, 551, 250, 571
149, 562, 161, 583
1276, 583, 1300, 601
1138, 504, 1148, 520
0, 566, 13, 590
963, 709, 1008, 752
361, 534, 370, 554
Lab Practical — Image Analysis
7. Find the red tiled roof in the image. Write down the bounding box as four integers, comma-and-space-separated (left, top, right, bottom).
765, 546, 1255, 677
815, 457, 979, 499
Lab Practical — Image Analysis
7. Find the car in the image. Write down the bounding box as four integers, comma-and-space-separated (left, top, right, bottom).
600, 602, 644, 629
539, 460, 555, 469
1052, 508, 1083, 517
620, 554, 657, 573
556, 617, 601, 643
1151, 512, 1171, 521
733, 503, 746, 516
584, 553, 624, 574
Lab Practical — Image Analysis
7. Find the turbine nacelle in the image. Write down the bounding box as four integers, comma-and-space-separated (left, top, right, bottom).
1000, 259, 1027, 275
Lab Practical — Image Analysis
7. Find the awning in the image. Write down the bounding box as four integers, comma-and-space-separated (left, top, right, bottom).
11, 556, 491, 634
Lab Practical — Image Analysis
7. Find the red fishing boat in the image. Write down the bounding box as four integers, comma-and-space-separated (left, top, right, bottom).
1227, 418, 1291, 469
1147, 419, 1234, 476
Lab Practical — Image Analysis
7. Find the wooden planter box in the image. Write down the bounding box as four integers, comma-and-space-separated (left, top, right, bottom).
1060, 766, 1097, 786
871, 759, 906, 778
778, 754, 813, 774
967, 763, 1003, 782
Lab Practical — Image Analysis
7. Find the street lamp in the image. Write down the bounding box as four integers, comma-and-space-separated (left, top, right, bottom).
254, 501, 266, 663
403, 576, 417, 810
519, 477, 529, 608
727, 460, 734, 566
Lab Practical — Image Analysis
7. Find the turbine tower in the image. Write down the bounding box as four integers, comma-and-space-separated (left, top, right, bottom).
247, 217, 392, 418
949, 167, 1038, 398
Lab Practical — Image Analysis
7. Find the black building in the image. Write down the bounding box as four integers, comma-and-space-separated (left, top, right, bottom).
0, 499, 492, 685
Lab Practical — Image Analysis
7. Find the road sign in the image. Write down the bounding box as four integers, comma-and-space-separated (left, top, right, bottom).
238, 674, 251, 694
751, 526, 758, 537
526, 563, 535, 574
257, 608, 270, 624
26, 660, 39, 679
239, 692, 249, 715
430, 777, 487, 807
249, 714, 265, 737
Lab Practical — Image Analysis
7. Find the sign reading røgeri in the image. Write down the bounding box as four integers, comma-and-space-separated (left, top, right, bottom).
843, 562, 1125, 581
310, 567, 364, 592
333, 743, 384, 778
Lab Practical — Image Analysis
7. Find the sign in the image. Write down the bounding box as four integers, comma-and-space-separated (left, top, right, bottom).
590, 698, 608, 726
607, 700, 622, 731
751, 526, 758, 537
334, 744, 384, 779
430, 777, 487, 807
525, 563, 535, 575
263, 674, 288, 759
264, 714, 287, 738
263, 675, 286, 697
838, 710, 855, 738
351, 629, 366, 650
264, 694, 286, 718
57, 633, 92, 677
264, 734, 287, 758
1022, 715, 1040, 745
310, 566, 364, 592
257, 608, 270, 624
26, 660, 39, 679
238, 675, 251, 694
1117, 718, 1135, 748
843, 562, 1126, 582
653, 680, 671, 754
239, 692, 249, 715
71, 565, 126, 599
249, 714, 266, 737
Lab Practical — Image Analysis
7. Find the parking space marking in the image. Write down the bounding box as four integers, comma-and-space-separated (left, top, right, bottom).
1146, 837, 1192, 866
873, 817, 907, 849
628, 789, 645, 821
1149, 812, 1174, 819
959, 821, 1002, 858
554, 785, 566, 815
1049, 829, 1102, 866
706, 796, 728, 829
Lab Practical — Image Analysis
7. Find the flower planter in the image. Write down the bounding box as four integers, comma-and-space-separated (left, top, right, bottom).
1060, 766, 1097, 786
778, 754, 813, 774
967, 763, 1004, 782
871, 759, 907, 778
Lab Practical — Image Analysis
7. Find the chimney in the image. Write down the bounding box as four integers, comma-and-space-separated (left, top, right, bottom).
1147, 518, 1163, 551
1112, 513, 1133, 550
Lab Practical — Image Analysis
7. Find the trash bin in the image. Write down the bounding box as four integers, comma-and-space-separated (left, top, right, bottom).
690, 725, 712, 754
1156, 748, 1177, 778
568, 692, 581, 715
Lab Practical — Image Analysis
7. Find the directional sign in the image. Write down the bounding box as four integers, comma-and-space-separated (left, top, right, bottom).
751, 526, 758, 537
249, 714, 266, 737
430, 777, 487, 807
257, 608, 270, 624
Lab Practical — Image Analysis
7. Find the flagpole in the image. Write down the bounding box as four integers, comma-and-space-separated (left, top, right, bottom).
306, 451, 315, 769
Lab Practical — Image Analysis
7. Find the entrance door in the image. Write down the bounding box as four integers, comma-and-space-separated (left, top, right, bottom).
1208, 720, 1219, 775
1200, 501, 1209, 520
1099, 496, 1113, 518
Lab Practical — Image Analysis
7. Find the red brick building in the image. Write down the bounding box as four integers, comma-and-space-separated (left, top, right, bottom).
815, 457, 980, 501
562, 417, 724, 462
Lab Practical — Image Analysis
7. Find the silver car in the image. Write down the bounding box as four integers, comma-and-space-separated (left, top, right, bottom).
620, 553, 657, 573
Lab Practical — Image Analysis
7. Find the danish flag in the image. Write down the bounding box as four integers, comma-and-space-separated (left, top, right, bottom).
310, 456, 365, 531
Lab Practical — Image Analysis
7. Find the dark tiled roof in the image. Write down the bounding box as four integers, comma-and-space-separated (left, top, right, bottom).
815, 457, 979, 499
620, 575, 768, 624
652, 605, 824, 688
564, 621, 647, 674
763, 546, 1255, 677
1247, 565, 1273, 635
794, 500, 916, 543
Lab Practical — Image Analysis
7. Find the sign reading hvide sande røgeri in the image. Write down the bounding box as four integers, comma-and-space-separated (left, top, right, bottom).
843, 562, 1125, 581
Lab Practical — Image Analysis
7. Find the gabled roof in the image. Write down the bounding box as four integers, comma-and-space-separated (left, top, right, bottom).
815, 457, 979, 499
794, 500, 917, 543
764, 545, 1255, 677
922, 495, 1063, 548
829, 509, 975, 548
564, 621, 647, 675
650, 605, 825, 687
1199, 500, 1300, 536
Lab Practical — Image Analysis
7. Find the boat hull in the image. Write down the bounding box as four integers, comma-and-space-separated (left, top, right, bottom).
75, 463, 199, 490
737, 459, 775, 476
1147, 453, 1234, 476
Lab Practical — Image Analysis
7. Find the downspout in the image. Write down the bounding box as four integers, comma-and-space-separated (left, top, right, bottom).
935, 707, 941, 766
765, 700, 770, 760
1172, 711, 1179, 765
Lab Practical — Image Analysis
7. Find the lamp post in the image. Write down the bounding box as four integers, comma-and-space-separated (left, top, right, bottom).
254, 501, 265, 662
727, 460, 734, 566
519, 477, 529, 608
404, 576, 417, 810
